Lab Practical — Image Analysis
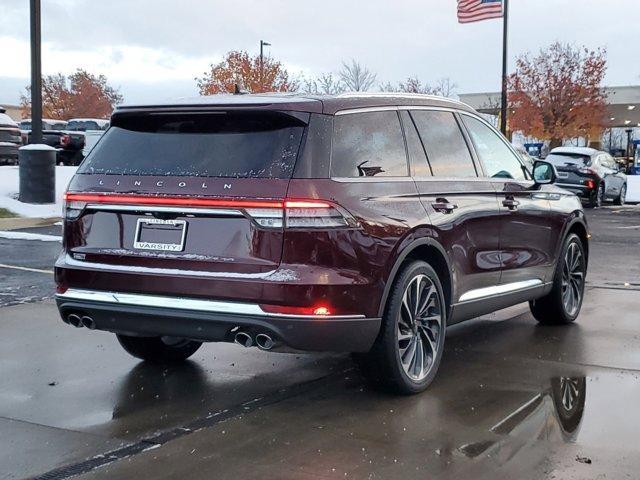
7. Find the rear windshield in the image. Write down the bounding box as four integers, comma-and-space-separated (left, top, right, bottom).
78, 111, 306, 178
545, 153, 591, 167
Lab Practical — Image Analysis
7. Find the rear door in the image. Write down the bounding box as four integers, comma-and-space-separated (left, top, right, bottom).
65, 110, 307, 276
404, 109, 502, 304
599, 153, 622, 197
459, 113, 554, 287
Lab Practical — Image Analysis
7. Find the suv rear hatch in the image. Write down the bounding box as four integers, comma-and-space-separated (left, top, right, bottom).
64, 110, 308, 275
546, 153, 594, 185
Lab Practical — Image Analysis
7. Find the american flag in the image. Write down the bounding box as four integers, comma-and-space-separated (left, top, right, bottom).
457, 0, 503, 23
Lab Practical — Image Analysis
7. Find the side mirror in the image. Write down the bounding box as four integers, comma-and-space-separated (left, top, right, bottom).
532, 160, 557, 185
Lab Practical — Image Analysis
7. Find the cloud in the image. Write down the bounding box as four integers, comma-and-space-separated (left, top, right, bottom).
1, 0, 639, 105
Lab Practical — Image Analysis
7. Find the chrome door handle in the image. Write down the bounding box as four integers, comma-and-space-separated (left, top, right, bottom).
431, 199, 458, 213
503, 198, 520, 210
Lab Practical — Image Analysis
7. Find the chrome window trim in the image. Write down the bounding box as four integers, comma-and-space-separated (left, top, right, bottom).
458, 279, 544, 303
330, 176, 415, 183
334, 106, 400, 115
56, 288, 366, 320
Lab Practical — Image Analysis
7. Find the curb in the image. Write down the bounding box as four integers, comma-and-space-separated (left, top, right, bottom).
0, 216, 61, 231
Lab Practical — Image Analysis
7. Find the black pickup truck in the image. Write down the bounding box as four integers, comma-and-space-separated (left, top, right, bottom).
20, 119, 85, 165
0, 108, 21, 165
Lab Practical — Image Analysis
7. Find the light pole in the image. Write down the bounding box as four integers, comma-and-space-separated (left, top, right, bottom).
30, 0, 43, 144
259, 40, 271, 92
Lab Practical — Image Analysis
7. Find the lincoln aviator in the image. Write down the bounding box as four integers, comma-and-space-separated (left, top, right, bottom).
55, 93, 589, 394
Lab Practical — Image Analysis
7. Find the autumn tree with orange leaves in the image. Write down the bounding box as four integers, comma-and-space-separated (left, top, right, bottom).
21, 69, 122, 120
508, 42, 607, 148
196, 50, 298, 95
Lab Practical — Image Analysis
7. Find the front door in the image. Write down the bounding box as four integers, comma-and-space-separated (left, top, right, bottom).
459, 114, 554, 287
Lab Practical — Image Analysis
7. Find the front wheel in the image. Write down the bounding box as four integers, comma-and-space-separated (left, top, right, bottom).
117, 334, 202, 363
530, 233, 586, 325
614, 184, 626, 206
355, 261, 446, 394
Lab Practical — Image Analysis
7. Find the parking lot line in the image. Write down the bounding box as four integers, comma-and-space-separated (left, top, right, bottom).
0, 263, 53, 274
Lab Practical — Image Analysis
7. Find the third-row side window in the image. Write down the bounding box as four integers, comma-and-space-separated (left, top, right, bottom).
331, 111, 408, 177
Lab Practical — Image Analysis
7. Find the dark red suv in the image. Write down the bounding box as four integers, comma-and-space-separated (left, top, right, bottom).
55, 93, 589, 394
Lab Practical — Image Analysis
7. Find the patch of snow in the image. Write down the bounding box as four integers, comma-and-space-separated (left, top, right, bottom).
0, 165, 77, 218
19, 144, 57, 151
0, 231, 62, 242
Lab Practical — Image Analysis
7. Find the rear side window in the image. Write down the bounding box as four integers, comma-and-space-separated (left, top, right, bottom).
78, 111, 306, 178
331, 111, 408, 177
461, 115, 526, 180
410, 110, 476, 178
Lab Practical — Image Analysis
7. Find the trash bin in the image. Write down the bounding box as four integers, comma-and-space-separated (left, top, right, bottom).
18, 144, 56, 204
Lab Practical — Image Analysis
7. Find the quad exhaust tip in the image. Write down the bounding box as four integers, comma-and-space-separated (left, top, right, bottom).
255, 333, 275, 351
234, 331, 253, 348
81, 316, 96, 329
67, 314, 83, 328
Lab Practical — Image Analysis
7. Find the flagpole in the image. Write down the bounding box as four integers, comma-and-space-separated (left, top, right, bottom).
500, 0, 509, 136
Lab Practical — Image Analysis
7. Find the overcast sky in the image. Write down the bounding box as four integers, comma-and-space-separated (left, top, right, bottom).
1, 0, 638, 105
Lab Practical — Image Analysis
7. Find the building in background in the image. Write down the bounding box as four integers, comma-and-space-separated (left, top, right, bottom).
459, 85, 640, 154
0, 104, 23, 122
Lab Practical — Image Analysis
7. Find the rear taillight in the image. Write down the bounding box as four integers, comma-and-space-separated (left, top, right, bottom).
283, 200, 353, 229
585, 179, 596, 189
60, 134, 71, 147
62, 193, 357, 229
63, 192, 87, 220
579, 167, 597, 175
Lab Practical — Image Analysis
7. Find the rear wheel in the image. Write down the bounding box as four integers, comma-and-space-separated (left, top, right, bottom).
530, 233, 586, 325
355, 261, 446, 394
614, 184, 626, 206
587, 183, 604, 208
117, 334, 202, 363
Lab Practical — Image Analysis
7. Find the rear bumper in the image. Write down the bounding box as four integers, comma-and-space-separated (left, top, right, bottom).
55, 289, 381, 352
0, 143, 19, 163
556, 183, 592, 199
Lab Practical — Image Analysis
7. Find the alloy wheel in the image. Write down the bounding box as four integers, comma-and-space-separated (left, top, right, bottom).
559, 377, 582, 412
561, 242, 584, 316
597, 185, 604, 207
397, 274, 442, 382
620, 185, 626, 204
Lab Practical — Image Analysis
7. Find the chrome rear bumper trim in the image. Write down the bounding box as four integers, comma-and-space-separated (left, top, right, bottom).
86, 204, 244, 216
56, 288, 365, 320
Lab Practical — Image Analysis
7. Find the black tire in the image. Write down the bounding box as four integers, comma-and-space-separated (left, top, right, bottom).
587, 183, 604, 208
530, 233, 586, 325
614, 184, 627, 206
550, 377, 586, 435
355, 260, 446, 395
117, 334, 202, 363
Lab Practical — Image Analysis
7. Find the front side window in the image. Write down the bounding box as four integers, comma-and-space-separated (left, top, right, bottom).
410, 110, 477, 178
462, 115, 526, 180
331, 111, 408, 177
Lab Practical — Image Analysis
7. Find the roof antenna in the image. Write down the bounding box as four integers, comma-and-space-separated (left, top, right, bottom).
234, 82, 249, 95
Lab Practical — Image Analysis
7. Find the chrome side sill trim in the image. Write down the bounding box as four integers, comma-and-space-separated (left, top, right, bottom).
86, 204, 244, 216
458, 279, 543, 303
56, 289, 366, 320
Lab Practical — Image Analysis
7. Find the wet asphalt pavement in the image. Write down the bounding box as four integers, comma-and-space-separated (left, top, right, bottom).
1, 206, 639, 479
